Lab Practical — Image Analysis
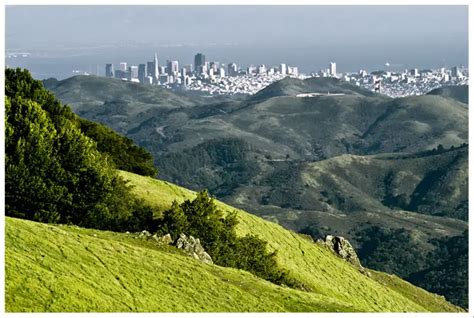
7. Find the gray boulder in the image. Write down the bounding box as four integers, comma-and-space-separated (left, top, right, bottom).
175, 233, 213, 265
138, 230, 152, 238
151, 233, 173, 245
318, 235, 362, 268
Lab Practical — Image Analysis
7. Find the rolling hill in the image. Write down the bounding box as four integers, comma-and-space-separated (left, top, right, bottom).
5, 170, 463, 312
6, 68, 466, 312
428, 85, 468, 104
244, 145, 468, 222
250, 76, 376, 101
43, 75, 469, 307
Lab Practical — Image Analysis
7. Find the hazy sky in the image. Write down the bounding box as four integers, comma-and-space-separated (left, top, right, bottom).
5, 5, 469, 76
6, 6, 469, 48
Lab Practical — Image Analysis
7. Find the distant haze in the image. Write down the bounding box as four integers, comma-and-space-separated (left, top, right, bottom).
6, 5, 468, 79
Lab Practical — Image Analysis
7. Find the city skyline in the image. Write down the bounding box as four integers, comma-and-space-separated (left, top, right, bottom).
100, 50, 468, 97
5, 5, 469, 78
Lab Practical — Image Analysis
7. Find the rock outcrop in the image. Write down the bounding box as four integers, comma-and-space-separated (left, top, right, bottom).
134, 231, 213, 264
175, 233, 213, 265
318, 235, 362, 268
156, 233, 173, 245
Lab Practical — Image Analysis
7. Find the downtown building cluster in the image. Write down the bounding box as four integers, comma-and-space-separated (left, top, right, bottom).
104, 52, 302, 95
306, 63, 468, 97
336, 65, 469, 98
105, 53, 468, 98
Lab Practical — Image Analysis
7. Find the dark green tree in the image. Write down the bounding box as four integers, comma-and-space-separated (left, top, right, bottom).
5, 68, 158, 231
77, 118, 157, 177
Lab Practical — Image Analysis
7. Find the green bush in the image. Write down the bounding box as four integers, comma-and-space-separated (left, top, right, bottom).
158, 190, 297, 287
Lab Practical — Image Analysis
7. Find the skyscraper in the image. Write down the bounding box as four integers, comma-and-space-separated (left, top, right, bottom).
147, 61, 155, 77
105, 64, 114, 78
154, 53, 159, 82
138, 64, 147, 83
167, 60, 179, 76
129, 65, 139, 79
330, 62, 337, 77
119, 62, 127, 72
194, 53, 206, 73
280, 63, 287, 75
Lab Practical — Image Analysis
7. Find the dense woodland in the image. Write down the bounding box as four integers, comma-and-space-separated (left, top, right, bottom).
354, 226, 468, 308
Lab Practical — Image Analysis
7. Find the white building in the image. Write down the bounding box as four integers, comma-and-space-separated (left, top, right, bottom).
119, 62, 127, 72
219, 67, 226, 78
330, 62, 337, 77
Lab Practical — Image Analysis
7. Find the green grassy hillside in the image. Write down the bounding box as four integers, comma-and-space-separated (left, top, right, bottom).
126, 171, 463, 311
6, 171, 462, 312
6, 217, 355, 312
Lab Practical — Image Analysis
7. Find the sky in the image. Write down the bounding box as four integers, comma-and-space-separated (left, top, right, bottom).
5, 5, 469, 78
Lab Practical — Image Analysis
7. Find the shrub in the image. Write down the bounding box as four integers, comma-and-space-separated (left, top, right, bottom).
158, 190, 298, 287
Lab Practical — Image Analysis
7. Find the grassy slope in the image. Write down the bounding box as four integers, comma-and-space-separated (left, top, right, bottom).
6, 217, 354, 312
118, 171, 460, 312
5, 171, 460, 312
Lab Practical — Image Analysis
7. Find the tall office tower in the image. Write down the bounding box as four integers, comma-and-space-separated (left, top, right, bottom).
330, 62, 337, 77
280, 63, 287, 75
154, 53, 159, 81
105, 64, 114, 78
129, 66, 139, 79
138, 64, 147, 83
167, 60, 179, 76
119, 62, 127, 72
258, 64, 267, 74
228, 63, 238, 76
219, 67, 226, 78
451, 66, 461, 78
147, 61, 155, 77
194, 53, 206, 72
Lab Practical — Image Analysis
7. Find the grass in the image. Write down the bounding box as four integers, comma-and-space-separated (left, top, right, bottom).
6, 217, 355, 312
119, 171, 461, 312
4, 171, 463, 312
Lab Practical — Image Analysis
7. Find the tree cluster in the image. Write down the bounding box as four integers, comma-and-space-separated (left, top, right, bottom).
355, 225, 468, 309
5, 68, 155, 231
158, 191, 298, 287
